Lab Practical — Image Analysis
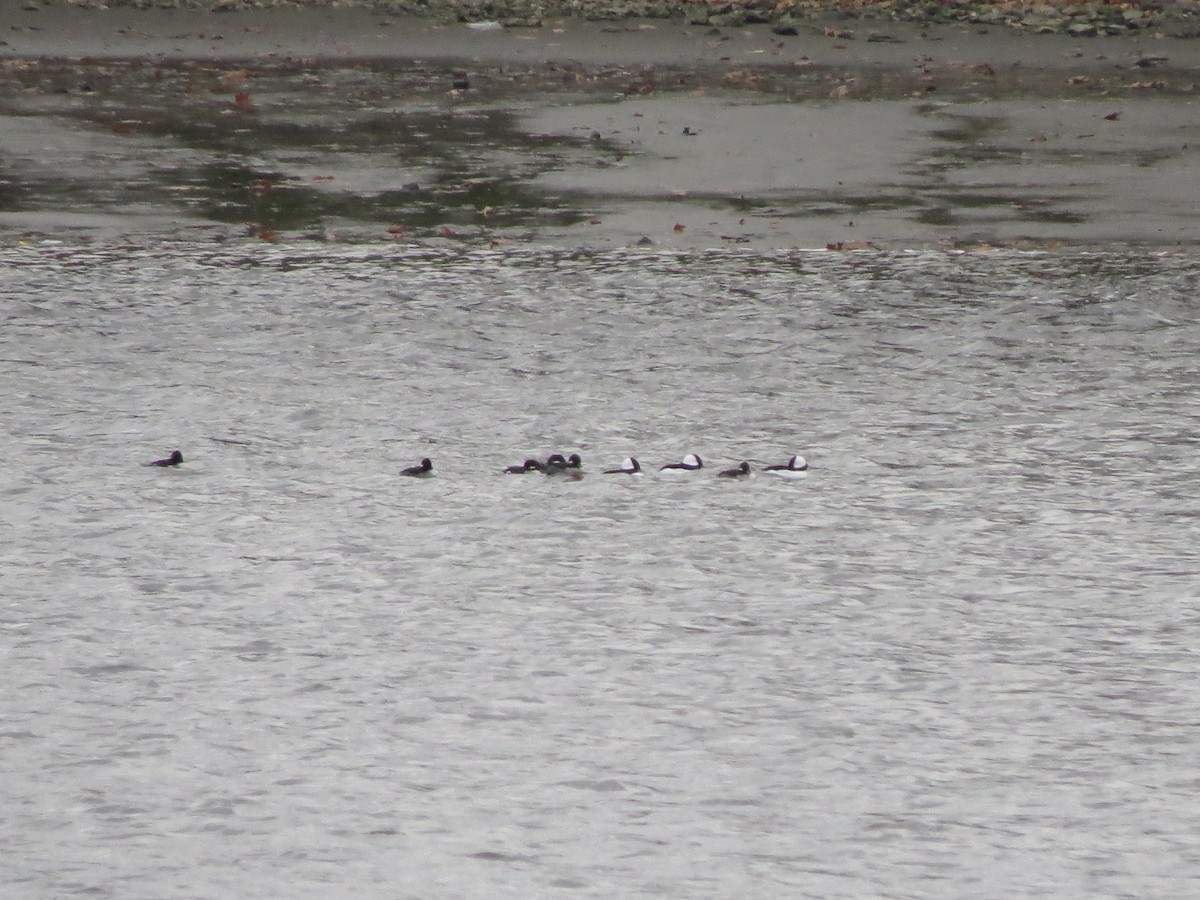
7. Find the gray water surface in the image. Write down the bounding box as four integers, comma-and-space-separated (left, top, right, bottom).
2, 243, 1199, 898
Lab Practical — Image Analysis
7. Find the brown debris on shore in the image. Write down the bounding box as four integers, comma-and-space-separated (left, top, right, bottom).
28, 0, 1200, 36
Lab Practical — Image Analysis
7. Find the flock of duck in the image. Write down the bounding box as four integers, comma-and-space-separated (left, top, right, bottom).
148, 450, 809, 479
496, 453, 808, 480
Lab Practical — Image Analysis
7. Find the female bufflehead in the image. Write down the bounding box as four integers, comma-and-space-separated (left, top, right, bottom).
546, 453, 583, 478
660, 453, 703, 473
504, 458, 545, 474
401, 458, 434, 478
603, 457, 642, 475
147, 450, 184, 467
763, 455, 809, 478
717, 461, 751, 478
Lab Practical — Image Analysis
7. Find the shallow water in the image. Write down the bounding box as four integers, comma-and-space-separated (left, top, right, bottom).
2, 242, 1199, 899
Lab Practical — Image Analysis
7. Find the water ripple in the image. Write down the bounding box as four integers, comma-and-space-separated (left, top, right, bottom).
2, 244, 1199, 899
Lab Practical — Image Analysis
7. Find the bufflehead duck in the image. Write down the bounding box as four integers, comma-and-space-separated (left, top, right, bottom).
660, 453, 703, 472
718, 461, 751, 478
763, 455, 809, 478
147, 450, 184, 467
504, 458, 545, 474
546, 453, 583, 478
401, 458, 434, 477
603, 457, 642, 475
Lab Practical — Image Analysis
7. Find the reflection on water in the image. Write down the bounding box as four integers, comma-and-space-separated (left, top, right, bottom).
2, 243, 1199, 899
0, 59, 619, 236
7, 56, 1198, 247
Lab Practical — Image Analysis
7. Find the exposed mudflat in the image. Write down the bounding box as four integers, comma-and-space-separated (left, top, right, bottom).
2, 6, 1198, 247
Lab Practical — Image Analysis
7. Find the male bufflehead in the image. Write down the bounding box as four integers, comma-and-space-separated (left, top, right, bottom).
401, 458, 434, 477
504, 458, 545, 474
718, 461, 751, 478
660, 453, 703, 473
603, 457, 642, 475
147, 450, 184, 467
763, 455, 809, 478
546, 453, 583, 478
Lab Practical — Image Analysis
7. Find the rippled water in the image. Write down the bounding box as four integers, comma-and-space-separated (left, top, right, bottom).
3, 243, 1199, 899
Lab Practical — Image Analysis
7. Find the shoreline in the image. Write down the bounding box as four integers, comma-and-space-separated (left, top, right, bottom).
3, 6, 1199, 250
21, 0, 1200, 37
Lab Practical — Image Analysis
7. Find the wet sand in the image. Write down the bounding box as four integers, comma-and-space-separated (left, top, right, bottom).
3, 5, 1198, 248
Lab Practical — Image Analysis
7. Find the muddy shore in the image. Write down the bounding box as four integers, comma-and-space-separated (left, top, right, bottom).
2, 4, 1198, 248
22, 0, 1200, 36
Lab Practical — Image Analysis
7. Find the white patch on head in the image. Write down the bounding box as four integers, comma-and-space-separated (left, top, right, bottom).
764, 455, 808, 477
622, 457, 636, 471
683, 454, 701, 468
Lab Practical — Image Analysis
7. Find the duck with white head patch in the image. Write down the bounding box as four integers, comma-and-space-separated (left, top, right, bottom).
763, 455, 808, 478
660, 453, 703, 474
603, 457, 642, 475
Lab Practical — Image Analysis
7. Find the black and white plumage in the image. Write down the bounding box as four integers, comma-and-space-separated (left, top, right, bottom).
604, 457, 642, 475
763, 455, 808, 478
660, 453, 703, 473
